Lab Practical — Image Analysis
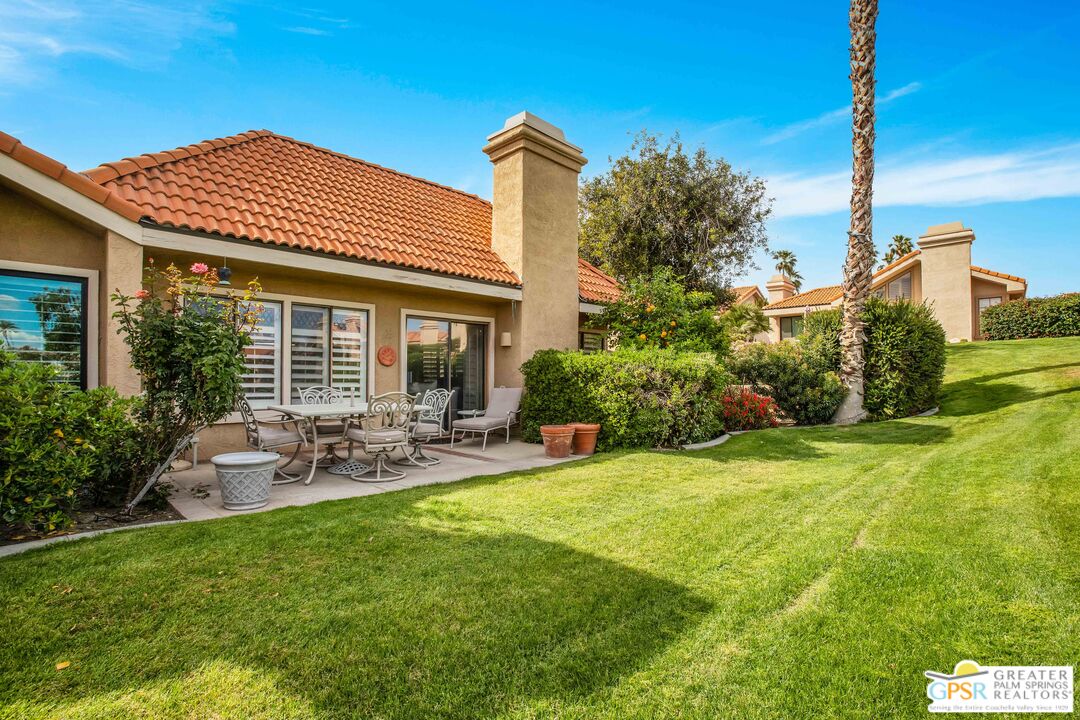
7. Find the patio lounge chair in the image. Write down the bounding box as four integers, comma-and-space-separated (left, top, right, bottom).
237, 396, 307, 484
398, 388, 454, 467
450, 387, 522, 451
342, 392, 416, 482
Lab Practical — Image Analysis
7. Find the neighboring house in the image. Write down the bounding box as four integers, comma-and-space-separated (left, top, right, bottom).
729, 285, 766, 307
0, 111, 619, 454
762, 222, 1026, 342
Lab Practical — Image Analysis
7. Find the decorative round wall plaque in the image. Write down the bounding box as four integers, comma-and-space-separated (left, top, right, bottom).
377, 345, 397, 367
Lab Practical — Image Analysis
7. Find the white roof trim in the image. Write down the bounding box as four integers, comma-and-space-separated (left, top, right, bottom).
0, 153, 143, 242
970, 268, 1025, 292
579, 302, 605, 314
141, 226, 524, 301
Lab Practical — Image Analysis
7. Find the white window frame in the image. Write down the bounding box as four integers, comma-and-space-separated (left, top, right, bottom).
399, 308, 495, 405
977, 296, 1003, 312
221, 289, 374, 422
0, 259, 99, 389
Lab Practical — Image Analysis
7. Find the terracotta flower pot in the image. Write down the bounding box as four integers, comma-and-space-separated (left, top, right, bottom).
568, 423, 601, 456
539, 425, 575, 459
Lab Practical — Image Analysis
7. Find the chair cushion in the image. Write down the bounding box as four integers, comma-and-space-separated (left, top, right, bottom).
314, 421, 346, 434
259, 427, 304, 446
453, 416, 508, 431
346, 428, 406, 444
485, 387, 523, 418
412, 422, 443, 437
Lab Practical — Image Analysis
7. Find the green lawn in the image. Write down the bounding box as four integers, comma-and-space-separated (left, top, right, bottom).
1, 338, 1077, 719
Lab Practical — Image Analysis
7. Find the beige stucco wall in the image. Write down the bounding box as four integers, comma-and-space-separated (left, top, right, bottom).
971, 276, 1008, 339
485, 116, 586, 386
918, 237, 974, 341
0, 185, 142, 389
150, 248, 515, 456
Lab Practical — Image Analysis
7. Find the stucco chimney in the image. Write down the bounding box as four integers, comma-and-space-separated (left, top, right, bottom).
766, 274, 797, 304
484, 112, 587, 384
917, 221, 974, 341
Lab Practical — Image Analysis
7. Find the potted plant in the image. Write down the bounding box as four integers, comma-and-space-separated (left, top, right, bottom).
539, 425, 575, 458
568, 423, 601, 455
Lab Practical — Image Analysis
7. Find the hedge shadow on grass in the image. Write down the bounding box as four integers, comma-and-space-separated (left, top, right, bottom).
939, 362, 1080, 417
0, 493, 713, 720
694, 421, 952, 463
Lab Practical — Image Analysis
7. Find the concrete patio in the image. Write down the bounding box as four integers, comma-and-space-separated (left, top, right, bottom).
166, 438, 580, 520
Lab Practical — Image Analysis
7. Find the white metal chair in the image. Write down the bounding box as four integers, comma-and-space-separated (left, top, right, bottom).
450, 387, 522, 451
342, 392, 416, 482
237, 396, 307, 484
298, 385, 351, 464
398, 388, 454, 467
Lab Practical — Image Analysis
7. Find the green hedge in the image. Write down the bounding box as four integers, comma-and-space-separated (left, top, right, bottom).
980, 294, 1080, 340
801, 297, 946, 420
520, 348, 731, 450
728, 342, 846, 425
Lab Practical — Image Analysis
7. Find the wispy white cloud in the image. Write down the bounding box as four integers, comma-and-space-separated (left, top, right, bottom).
0, 1, 235, 84
284, 26, 330, 36
762, 81, 923, 145
767, 142, 1080, 218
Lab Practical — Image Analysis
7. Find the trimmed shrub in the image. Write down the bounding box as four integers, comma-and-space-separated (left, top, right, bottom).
721, 388, 780, 431
980, 293, 1080, 340
800, 297, 946, 419
0, 354, 94, 533
728, 342, 846, 425
520, 348, 731, 450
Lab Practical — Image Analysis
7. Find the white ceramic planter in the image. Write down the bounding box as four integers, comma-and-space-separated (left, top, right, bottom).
210, 451, 279, 511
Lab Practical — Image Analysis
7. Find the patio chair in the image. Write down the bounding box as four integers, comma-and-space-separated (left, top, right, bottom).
398, 388, 454, 467
237, 396, 307, 484
342, 392, 416, 482
298, 385, 353, 464
450, 387, 522, 451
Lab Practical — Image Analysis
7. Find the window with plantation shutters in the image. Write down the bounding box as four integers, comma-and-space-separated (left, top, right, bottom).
887, 273, 912, 301
289, 304, 369, 402
0, 269, 87, 388
240, 300, 281, 409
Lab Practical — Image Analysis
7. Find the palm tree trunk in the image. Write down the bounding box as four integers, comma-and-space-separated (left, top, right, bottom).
833, 0, 878, 425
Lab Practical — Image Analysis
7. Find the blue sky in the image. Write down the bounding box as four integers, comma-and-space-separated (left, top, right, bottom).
1, 0, 1077, 295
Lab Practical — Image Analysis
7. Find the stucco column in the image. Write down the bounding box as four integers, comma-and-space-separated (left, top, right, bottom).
917, 222, 974, 341
765, 275, 796, 304
102, 230, 142, 395
483, 112, 587, 386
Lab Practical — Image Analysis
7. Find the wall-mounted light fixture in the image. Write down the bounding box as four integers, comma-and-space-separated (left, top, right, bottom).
217, 257, 232, 286
500, 332, 512, 347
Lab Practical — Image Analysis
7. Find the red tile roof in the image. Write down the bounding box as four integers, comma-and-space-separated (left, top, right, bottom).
731, 285, 763, 304
971, 265, 1026, 284
0, 131, 143, 222
577, 258, 622, 303
84, 130, 521, 285
764, 249, 924, 311
765, 285, 843, 311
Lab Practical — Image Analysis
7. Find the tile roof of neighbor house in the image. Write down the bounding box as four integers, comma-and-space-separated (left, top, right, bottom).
731, 285, 762, 303
576, 258, 622, 303
766, 285, 844, 310
0, 130, 144, 222
971, 265, 1026, 284
764, 249, 924, 311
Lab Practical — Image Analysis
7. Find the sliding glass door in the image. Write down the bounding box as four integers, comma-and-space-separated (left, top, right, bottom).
405, 316, 487, 421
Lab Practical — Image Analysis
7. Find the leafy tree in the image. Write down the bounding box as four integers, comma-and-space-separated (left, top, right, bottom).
771, 249, 804, 291
579, 131, 771, 295
880, 234, 913, 267
0, 320, 15, 348
588, 267, 728, 356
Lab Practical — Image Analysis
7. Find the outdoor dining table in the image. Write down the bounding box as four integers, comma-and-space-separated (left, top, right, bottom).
268, 401, 430, 485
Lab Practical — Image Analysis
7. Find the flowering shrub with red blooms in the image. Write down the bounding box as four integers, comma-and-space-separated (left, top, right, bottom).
721, 387, 780, 431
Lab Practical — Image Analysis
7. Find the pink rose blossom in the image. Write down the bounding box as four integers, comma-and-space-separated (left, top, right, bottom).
190, 262, 210, 275
134, 289, 150, 300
